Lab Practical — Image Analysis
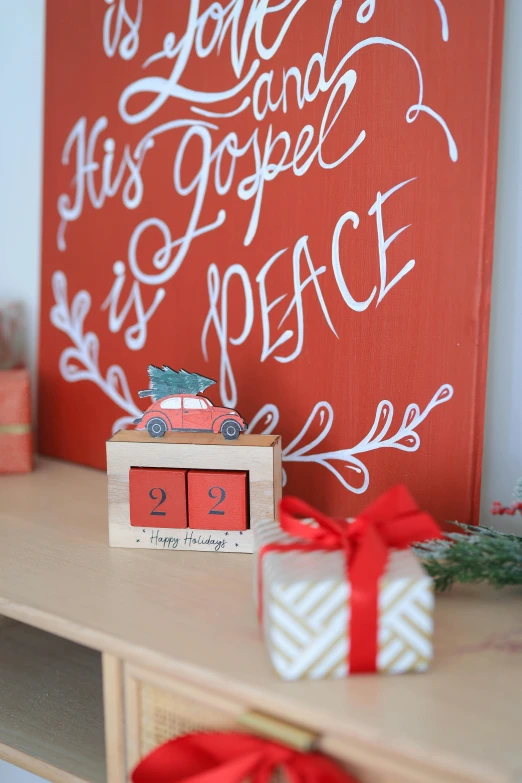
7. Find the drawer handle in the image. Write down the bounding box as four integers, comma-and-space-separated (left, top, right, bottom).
237, 710, 318, 752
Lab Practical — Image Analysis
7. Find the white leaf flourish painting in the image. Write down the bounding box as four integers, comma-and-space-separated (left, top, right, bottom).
51, 270, 454, 495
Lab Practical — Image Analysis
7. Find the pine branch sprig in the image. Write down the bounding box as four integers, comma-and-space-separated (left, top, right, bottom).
413, 522, 522, 592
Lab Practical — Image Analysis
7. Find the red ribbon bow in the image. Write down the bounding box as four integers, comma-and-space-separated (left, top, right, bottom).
259, 485, 442, 673
132, 732, 358, 783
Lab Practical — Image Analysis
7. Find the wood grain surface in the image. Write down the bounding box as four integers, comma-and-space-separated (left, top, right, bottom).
0, 458, 521, 783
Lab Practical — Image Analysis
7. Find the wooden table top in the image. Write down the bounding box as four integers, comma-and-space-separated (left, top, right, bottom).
0, 458, 521, 783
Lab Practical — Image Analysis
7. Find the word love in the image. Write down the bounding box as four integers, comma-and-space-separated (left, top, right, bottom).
203, 177, 416, 407
118, 0, 311, 123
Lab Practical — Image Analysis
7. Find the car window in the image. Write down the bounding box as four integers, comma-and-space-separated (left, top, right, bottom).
183, 398, 205, 409
160, 397, 181, 409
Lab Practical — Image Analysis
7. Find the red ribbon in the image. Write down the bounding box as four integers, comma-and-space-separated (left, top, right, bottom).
132, 731, 359, 783
258, 485, 442, 674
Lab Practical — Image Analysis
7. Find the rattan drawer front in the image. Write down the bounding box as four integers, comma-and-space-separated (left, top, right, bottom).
139, 680, 238, 756
123, 665, 315, 783
138, 681, 287, 782
125, 665, 246, 771
122, 664, 397, 783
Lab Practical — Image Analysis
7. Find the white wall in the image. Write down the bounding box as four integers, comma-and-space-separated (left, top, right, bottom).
0, 2, 46, 780
0, 0, 44, 395
480, 0, 522, 534
0, 1, 521, 782
0, 762, 47, 783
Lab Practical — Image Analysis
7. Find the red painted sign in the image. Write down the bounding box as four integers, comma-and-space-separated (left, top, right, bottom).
38, 0, 504, 522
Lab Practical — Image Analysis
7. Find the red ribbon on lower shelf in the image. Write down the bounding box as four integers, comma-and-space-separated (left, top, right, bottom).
132, 732, 360, 783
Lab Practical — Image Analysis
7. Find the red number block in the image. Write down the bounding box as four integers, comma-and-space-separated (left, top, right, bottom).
130, 467, 187, 528
188, 470, 248, 531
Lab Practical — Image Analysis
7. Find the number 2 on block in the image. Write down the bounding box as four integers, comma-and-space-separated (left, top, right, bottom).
149, 487, 167, 515
208, 486, 226, 515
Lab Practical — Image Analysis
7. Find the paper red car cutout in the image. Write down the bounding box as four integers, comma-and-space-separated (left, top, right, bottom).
134, 394, 247, 440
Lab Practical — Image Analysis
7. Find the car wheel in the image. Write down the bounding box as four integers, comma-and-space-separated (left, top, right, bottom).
146, 417, 167, 438
221, 420, 241, 440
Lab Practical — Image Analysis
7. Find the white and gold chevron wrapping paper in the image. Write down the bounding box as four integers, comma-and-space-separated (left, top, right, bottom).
253, 518, 434, 680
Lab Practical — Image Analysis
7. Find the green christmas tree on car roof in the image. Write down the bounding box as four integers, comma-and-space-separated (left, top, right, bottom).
135, 365, 247, 440
139, 366, 216, 401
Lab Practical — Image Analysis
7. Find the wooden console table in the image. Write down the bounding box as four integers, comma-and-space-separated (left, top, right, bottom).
0, 458, 521, 783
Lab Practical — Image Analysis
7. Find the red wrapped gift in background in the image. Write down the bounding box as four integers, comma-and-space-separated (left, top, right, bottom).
0, 369, 32, 473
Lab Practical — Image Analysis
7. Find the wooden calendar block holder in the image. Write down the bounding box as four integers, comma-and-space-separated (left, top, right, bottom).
107, 431, 282, 553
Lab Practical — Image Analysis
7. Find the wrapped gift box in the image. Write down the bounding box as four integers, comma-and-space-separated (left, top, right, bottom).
0, 300, 26, 369
0, 369, 32, 473
254, 497, 436, 681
